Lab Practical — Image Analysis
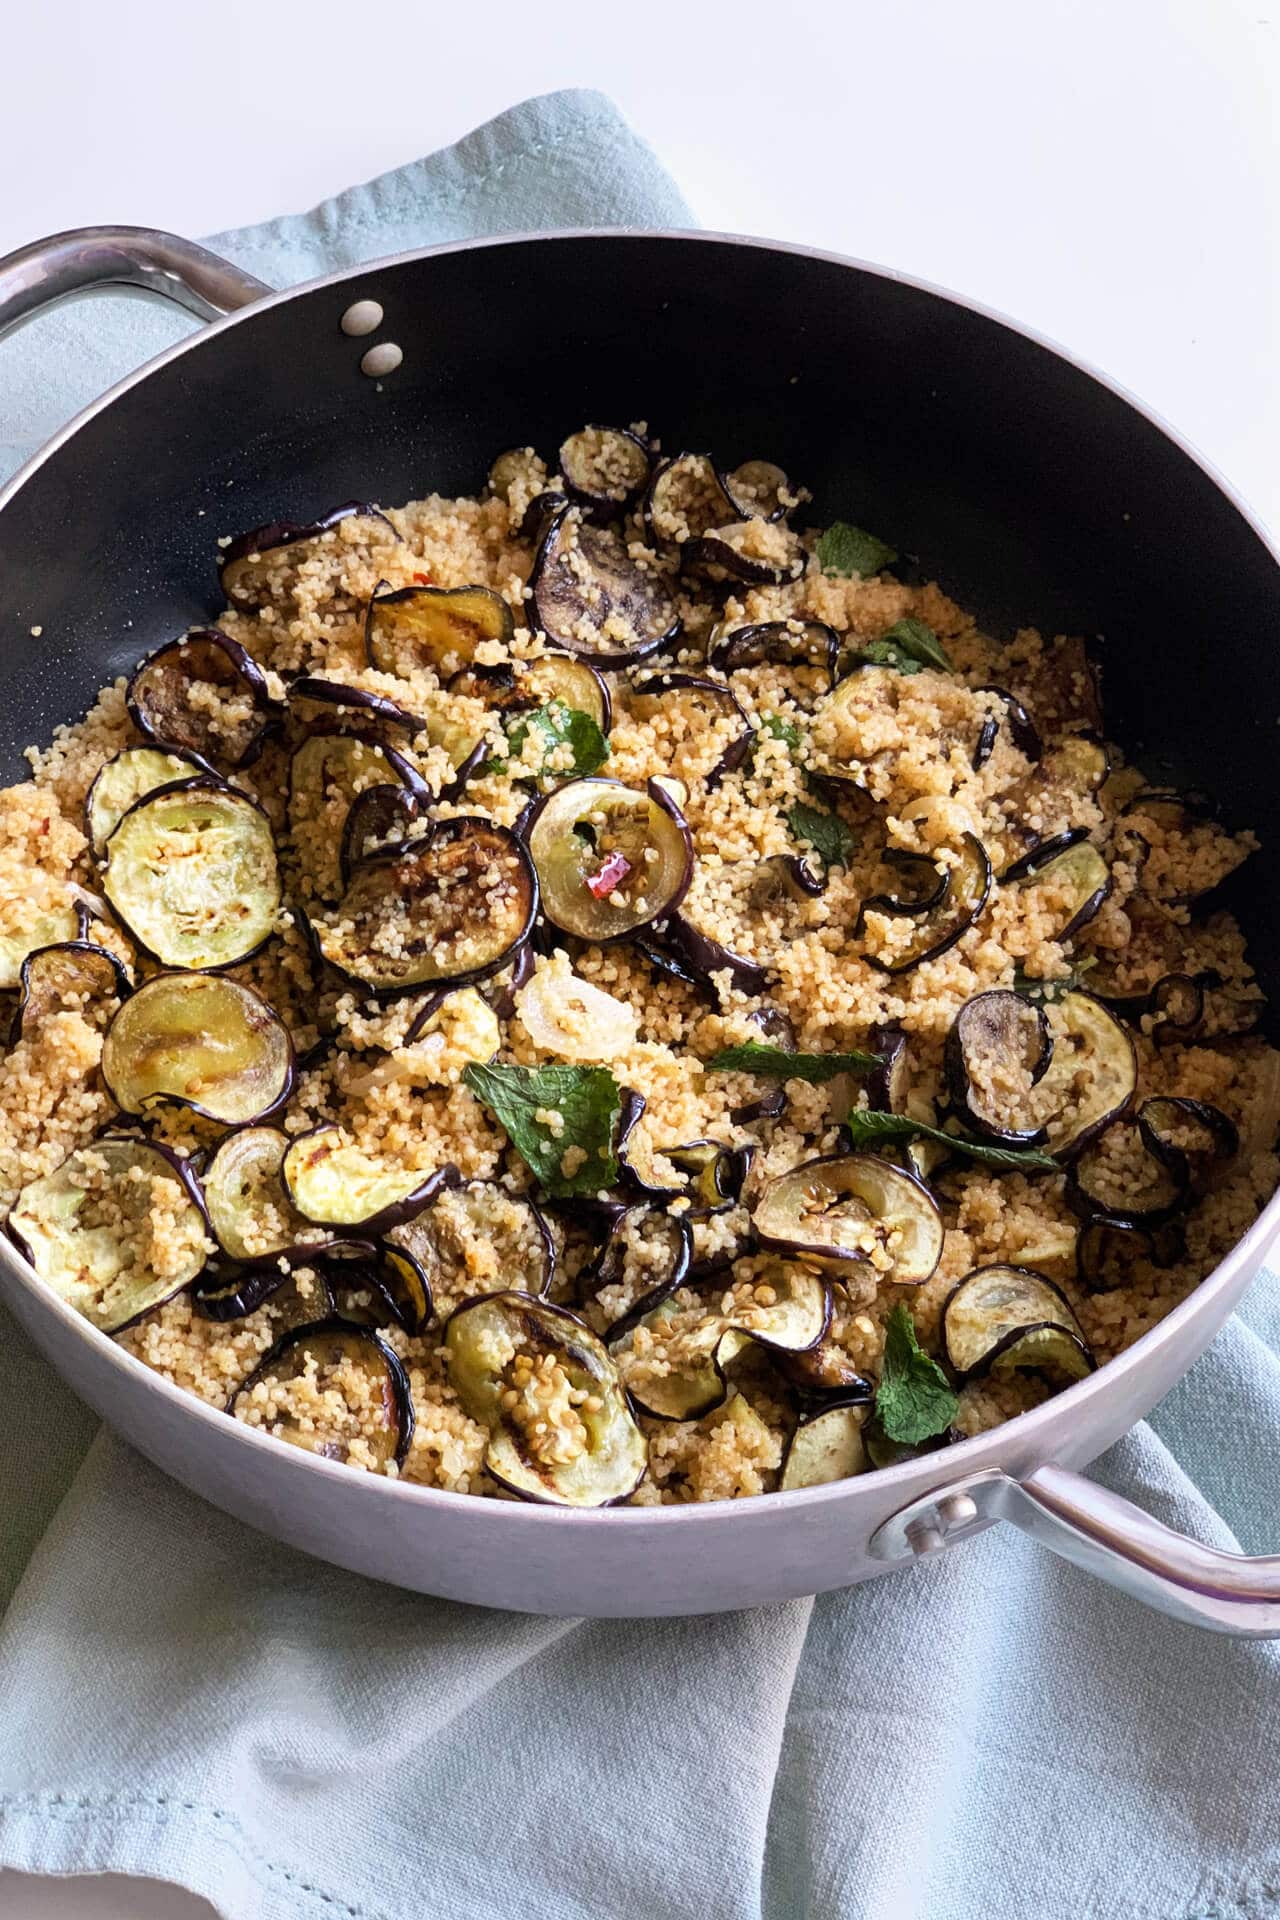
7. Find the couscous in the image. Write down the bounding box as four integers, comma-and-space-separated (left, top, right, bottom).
3, 424, 1277, 1506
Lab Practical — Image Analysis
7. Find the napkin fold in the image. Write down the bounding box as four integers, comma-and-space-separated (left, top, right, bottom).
1, 86, 1278, 1920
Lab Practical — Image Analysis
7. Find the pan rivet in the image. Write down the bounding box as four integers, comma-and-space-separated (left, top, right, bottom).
937, 1492, 979, 1533
905, 1517, 946, 1557
341, 299, 383, 337
361, 341, 403, 378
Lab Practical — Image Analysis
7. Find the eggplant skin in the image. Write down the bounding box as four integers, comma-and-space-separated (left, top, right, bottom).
227, 1317, 415, 1470
127, 630, 279, 770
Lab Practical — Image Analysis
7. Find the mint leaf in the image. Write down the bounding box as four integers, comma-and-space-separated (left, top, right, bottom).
706, 1042, 879, 1082
882, 617, 952, 671
875, 1302, 958, 1445
787, 801, 855, 870
843, 1107, 1058, 1172
501, 702, 608, 781
756, 712, 803, 750
463, 1062, 620, 1197
860, 638, 926, 674
817, 522, 898, 577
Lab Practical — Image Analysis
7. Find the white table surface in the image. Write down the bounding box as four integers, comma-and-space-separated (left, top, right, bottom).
0, 0, 1276, 1913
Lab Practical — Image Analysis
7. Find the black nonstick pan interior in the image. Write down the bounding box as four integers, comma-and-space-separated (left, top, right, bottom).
2, 232, 1277, 998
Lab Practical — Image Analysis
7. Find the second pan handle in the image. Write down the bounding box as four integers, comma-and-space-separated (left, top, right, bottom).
0, 225, 271, 342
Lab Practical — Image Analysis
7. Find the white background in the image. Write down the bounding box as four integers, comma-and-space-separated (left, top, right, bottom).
0, 0, 1277, 1913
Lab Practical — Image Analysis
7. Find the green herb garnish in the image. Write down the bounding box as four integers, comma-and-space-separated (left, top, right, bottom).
501, 702, 608, 781
817, 522, 898, 578
875, 1302, 959, 1445
787, 801, 855, 870
706, 1042, 879, 1082
843, 1107, 1058, 1171
858, 618, 952, 676
756, 713, 803, 750
462, 1062, 620, 1198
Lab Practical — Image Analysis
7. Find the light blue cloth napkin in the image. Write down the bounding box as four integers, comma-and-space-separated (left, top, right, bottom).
2, 87, 1279, 1920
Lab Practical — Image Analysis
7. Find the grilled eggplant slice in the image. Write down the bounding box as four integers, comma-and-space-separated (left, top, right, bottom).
754, 1153, 943, 1284
943, 1264, 1095, 1385
288, 676, 426, 737
860, 834, 992, 974
8, 1138, 209, 1333
220, 503, 397, 610
577, 1205, 694, 1325
282, 1128, 459, 1232
228, 1318, 414, 1469
945, 991, 1052, 1146
558, 424, 652, 518
716, 459, 793, 523
1065, 1115, 1187, 1226
0, 900, 86, 990
193, 1261, 291, 1322
128, 630, 277, 768
445, 1291, 646, 1506
203, 1126, 330, 1264
383, 1179, 554, 1324
85, 745, 220, 856
1037, 991, 1138, 1157
1138, 1096, 1238, 1194
308, 816, 536, 994
1075, 1214, 1187, 1294
102, 973, 294, 1126
527, 777, 692, 942
644, 453, 734, 547
609, 1263, 829, 1418
288, 731, 427, 903
708, 619, 838, 684
779, 1396, 872, 1491
529, 508, 679, 666
1007, 837, 1110, 943
657, 913, 771, 997
366, 582, 515, 677
686, 518, 806, 587
101, 781, 281, 969
11, 941, 131, 1044
971, 685, 1042, 770
339, 783, 424, 881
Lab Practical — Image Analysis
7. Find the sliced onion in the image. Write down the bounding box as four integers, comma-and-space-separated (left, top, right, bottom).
128, 630, 278, 768
529, 508, 679, 665
101, 781, 281, 970
365, 583, 515, 677
754, 1153, 943, 1283
445, 1292, 646, 1506
515, 956, 638, 1060
282, 1128, 460, 1232
8, 1137, 209, 1333
228, 1318, 413, 1469
307, 816, 537, 995
527, 776, 692, 942
85, 745, 221, 856
102, 973, 294, 1126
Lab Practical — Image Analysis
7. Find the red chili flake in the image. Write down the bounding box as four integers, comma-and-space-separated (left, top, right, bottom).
412, 570, 433, 585
586, 852, 631, 899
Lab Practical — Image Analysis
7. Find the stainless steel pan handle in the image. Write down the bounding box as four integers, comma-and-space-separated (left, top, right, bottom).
0, 225, 271, 340
871, 1464, 1280, 1635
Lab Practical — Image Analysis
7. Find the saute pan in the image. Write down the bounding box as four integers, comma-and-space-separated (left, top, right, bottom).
1, 225, 1278, 1627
